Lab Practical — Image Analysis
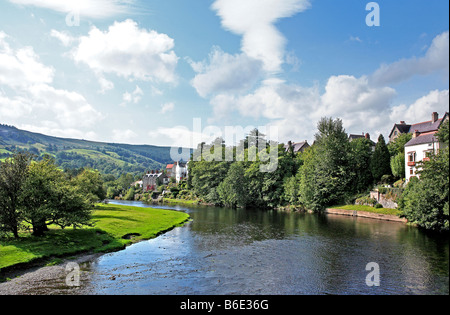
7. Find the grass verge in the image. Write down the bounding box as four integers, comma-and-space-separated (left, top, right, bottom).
329, 204, 401, 216
0, 203, 189, 273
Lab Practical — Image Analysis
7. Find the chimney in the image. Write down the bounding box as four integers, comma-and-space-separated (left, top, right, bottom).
413, 130, 420, 138
365, 133, 370, 140
400, 121, 405, 124
432, 112, 439, 123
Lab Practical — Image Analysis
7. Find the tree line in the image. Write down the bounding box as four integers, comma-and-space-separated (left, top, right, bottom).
0, 153, 105, 238
187, 117, 448, 232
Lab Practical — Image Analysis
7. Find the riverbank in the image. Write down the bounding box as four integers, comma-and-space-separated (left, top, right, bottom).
0, 203, 190, 279
325, 205, 407, 223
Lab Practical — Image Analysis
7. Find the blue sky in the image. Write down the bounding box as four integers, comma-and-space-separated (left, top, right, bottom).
0, 0, 448, 148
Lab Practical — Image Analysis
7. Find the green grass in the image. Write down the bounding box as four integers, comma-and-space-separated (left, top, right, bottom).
0, 204, 189, 272
161, 198, 199, 205
329, 204, 401, 216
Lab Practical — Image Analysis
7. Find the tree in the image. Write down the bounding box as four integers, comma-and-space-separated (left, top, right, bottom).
391, 152, 405, 179
298, 118, 351, 211
0, 152, 32, 238
72, 169, 106, 205
349, 138, 374, 193
21, 157, 92, 236
217, 162, 249, 208
370, 134, 391, 182
399, 147, 449, 232
436, 119, 449, 146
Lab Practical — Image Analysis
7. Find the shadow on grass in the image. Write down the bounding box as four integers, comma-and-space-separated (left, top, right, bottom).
0, 228, 125, 278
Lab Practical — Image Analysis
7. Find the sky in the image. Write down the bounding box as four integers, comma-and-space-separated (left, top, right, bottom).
0, 0, 448, 148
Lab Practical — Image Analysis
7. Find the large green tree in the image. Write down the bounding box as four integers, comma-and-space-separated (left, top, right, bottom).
0, 152, 32, 238
217, 162, 249, 208
298, 117, 351, 211
399, 147, 449, 232
349, 138, 374, 193
370, 134, 392, 182
21, 157, 92, 236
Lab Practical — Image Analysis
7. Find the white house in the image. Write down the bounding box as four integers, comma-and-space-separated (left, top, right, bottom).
404, 112, 448, 182
175, 161, 188, 183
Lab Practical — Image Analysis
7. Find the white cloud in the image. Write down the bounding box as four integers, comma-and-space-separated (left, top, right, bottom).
97, 75, 114, 94
370, 31, 449, 86
389, 89, 449, 125
72, 19, 179, 84
50, 29, 76, 47
121, 85, 144, 106
212, 0, 310, 72
0, 32, 102, 138
189, 47, 263, 98
0, 33, 54, 88
112, 129, 138, 143
8, 0, 136, 19
161, 102, 175, 114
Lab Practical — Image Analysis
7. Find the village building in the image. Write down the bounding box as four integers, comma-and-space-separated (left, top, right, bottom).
403, 112, 449, 182
142, 170, 169, 192
165, 161, 189, 183
284, 141, 310, 154
348, 133, 376, 150
389, 112, 449, 143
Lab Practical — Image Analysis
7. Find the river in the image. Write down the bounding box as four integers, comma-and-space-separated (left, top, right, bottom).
68, 200, 448, 295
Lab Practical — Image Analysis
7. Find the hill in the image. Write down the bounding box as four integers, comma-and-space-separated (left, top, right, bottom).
0, 124, 188, 177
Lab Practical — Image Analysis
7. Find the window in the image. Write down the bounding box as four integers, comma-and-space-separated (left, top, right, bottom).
410, 169, 414, 175
407, 152, 416, 166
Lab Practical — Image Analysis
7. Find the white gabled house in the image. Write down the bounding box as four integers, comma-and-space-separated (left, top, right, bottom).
404, 112, 449, 182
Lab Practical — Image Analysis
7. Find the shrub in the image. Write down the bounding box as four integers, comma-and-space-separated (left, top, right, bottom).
355, 196, 377, 207
374, 203, 383, 209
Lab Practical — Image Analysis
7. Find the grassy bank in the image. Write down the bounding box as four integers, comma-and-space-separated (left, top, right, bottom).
328, 204, 401, 216
160, 198, 200, 206
0, 204, 189, 273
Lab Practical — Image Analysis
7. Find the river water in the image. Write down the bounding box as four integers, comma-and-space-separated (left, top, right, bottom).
71, 200, 449, 295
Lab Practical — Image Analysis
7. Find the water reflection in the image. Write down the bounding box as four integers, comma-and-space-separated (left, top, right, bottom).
80, 201, 448, 295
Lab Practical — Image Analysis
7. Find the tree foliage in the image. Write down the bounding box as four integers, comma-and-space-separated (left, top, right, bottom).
370, 134, 392, 182
0, 153, 95, 237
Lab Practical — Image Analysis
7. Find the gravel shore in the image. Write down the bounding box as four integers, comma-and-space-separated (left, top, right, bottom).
0, 253, 102, 295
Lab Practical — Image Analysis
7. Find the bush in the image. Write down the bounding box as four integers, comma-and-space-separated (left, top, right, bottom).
374, 203, 383, 209
355, 196, 377, 207
151, 191, 161, 199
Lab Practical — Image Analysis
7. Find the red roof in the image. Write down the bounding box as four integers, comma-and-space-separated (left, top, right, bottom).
166, 164, 174, 169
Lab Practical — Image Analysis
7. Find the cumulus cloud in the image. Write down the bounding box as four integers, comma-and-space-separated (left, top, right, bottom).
0, 32, 54, 88
389, 89, 449, 125
189, 47, 263, 98
370, 31, 449, 86
121, 85, 144, 106
212, 0, 310, 72
112, 129, 138, 143
72, 19, 179, 84
0, 32, 102, 137
8, 0, 136, 19
50, 29, 76, 47
161, 102, 175, 114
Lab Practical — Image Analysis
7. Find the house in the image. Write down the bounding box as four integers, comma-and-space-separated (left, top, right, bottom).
166, 164, 175, 178
175, 161, 188, 183
389, 112, 449, 143
165, 161, 188, 183
348, 133, 376, 150
131, 180, 143, 188
404, 112, 449, 182
284, 141, 310, 154
142, 170, 169, 192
